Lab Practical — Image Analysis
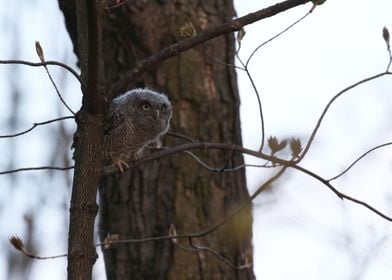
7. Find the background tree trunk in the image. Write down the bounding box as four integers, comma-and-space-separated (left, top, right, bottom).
60, 0, 254, 279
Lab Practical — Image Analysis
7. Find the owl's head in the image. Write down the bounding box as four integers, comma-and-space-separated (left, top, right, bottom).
115, 88, 173, 134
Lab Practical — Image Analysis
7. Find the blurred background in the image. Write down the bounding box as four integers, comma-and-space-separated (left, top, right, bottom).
0, 0, 392, 279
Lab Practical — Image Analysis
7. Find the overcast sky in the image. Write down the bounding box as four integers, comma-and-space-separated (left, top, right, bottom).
1, 0, 392, 279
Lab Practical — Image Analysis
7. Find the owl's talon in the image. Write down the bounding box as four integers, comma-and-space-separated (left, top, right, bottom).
114, 159, 129, 172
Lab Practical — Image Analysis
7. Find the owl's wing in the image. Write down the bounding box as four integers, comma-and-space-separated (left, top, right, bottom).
104, 109, 126, 136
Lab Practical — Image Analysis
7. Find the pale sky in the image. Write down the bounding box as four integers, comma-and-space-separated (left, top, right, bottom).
236, 1, 392, 279
1, 1, 392, 279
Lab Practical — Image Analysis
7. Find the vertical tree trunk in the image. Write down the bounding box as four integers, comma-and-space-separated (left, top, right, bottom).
60, 0, 254, 279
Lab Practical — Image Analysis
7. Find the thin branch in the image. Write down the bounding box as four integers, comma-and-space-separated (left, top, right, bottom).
237, 59, 266, 152
169, 226, 251, 271
190, 166, 287, 238
103, 140, 392, 222
0, 166, 74, 175
386, 49, 392, 72
235, 11, 313, 152
35, 44, 76, 116
0, 59, 84, 87
245, 10, 311, 67
299, 71, 392, 161
18, 250, 67, 260
0, 116, 74, 138
328, 142, 392, 181
186, 238, 252, 270
184, 150, 269, 172
340, 193, 392, 222
9, 235, 67, 260
102, 142, 284, 175
110, 0, 312, 98
201, 45, 245, 70
292, 164, 392, 221
384, 26, 392, 71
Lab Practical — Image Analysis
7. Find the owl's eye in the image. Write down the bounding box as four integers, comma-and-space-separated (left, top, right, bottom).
160, 105, 166, 112
141, 102, 151, 111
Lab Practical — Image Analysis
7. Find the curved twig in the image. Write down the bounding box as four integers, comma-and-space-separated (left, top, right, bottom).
102, 142, 284, 175
299, 71, 392, 161
0, 116, 74, 138
237, 58, 266, 152
40, 61, 76, 116
9, 235, 67, 260
245, 10, 311, 67
187, 238, 252, 270
103, 140, 392, 222
233, 11, 311, 152
201, 45, 245, 70
0, 59, 83, 87
328, 141, 392, 181
184, 150, 270, 172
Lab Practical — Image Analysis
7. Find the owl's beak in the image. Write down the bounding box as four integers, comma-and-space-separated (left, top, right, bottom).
155, 110, 160, 120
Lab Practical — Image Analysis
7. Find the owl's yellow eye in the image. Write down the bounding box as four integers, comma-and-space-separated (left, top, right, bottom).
142, 102, 151, 111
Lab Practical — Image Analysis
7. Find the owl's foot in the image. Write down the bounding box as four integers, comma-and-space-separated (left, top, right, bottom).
113, 159, 129, 172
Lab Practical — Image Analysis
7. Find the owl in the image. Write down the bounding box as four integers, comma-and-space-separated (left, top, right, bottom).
103, 88, 173, 172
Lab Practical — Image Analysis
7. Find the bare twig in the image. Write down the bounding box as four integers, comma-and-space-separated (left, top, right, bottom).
236, 10, 311, 152
103, 140, 392, 222
193, 166, 287, 238
0, 116, 74, 138
168, 222, 251, 270
0, 59, 83, 87
382, 26, 392, 71
184, 150, 270, 172
237, 57, 266, 151
299, 71, 392, 161
102, 141, 284, 175
186, 237, 252, 270
293, 164, 392, 221
328, 141, 392, 181
201, 45, 245, 70
35, 42, 76, 116
387, 52, 392, 72
9, 235, 67, 260
0, 166, 74, 175
245, 10, 311, 67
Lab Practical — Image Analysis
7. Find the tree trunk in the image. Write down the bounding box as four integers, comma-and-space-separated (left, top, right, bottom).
60, 0, 254, 279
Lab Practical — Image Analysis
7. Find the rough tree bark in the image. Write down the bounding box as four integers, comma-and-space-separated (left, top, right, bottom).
98, 1, 254, 279
60, 0, 254, 279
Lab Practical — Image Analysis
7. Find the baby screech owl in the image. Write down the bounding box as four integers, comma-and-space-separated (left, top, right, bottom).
103, 88, 173, 172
